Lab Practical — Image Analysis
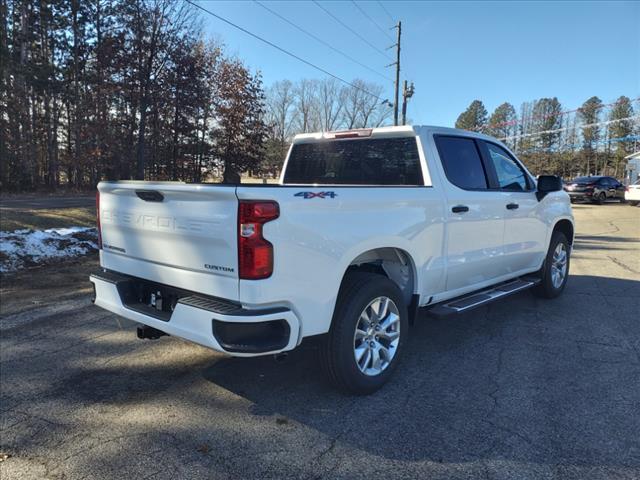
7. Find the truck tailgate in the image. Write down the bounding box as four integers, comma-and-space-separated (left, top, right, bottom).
98, 182, 239, 300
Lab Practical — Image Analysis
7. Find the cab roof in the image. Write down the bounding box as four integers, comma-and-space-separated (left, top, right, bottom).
291, 125, 502, 144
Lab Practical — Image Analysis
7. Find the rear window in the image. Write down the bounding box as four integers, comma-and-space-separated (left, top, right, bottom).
283, 137, 423, 185
434, 136, 488, 190
572, 176, 597, 183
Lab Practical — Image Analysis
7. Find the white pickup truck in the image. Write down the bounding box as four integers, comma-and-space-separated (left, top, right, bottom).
91, 125, 574, 394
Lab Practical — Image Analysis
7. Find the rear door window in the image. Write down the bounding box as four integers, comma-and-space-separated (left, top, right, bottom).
283, 137, 423, 185
434, 136, 488, 190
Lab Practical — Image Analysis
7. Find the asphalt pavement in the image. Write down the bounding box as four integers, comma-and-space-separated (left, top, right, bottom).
1, 203, 639, 479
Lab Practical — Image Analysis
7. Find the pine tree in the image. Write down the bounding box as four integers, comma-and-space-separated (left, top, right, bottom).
607, 96, 635, 177
455, 100, 487, 132
486, 102, 516, 144
531, 98, 563, 173
578, 96, 603, 175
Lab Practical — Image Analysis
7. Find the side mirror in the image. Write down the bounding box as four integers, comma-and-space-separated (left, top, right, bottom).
536, 175, 563, 201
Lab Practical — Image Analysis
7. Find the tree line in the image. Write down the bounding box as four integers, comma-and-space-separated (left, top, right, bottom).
455, 96, 638, 179
1, 0, 272, 189
0, 0, 392, 191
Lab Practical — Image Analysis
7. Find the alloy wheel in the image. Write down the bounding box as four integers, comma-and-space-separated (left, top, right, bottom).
353, 296, 401, 376
550, 242, 568, 289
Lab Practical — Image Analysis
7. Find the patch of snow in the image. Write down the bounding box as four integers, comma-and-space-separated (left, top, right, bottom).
0, 227, 98, 273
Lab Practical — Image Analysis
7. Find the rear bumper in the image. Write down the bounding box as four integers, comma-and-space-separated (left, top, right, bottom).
566, 191, 593, 200
90, 270, 301, 356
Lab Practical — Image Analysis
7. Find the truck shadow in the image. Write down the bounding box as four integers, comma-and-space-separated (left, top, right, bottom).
202, 274, 640, 466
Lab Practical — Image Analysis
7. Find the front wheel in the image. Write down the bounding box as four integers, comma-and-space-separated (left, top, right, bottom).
595, 192, 606, 204
533, 231, 570, 299
320, 272, 408, 395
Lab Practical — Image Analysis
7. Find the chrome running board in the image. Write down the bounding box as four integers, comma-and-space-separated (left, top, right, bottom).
428, 276, 540, 317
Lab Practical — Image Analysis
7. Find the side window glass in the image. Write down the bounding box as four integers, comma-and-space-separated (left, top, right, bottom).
434, 136, 488, 190
485, 143, 529, 191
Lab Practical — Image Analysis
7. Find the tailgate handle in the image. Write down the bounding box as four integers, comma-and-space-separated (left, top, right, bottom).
136, 190, 164, 202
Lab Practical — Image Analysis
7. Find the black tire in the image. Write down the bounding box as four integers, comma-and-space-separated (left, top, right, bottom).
320, 272, 409, 395
533, 231, 570, 299
630, 201, 639, 207
595, 192, 606, 204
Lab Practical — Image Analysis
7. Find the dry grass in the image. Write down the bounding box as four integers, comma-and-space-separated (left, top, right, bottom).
0, 206, 96, 232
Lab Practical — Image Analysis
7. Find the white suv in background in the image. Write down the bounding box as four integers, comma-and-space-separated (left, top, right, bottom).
625, 179, 640, 206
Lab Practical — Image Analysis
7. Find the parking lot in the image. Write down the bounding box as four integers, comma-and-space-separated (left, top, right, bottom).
1, 202, 639, 479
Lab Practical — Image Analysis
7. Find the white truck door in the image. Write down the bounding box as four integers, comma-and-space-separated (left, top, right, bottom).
432, 135, 506, 292
481, 141, 547, 273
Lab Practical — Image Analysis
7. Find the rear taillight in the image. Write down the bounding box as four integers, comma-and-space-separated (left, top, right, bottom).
238, 200, 279, 279
96, 191, 102, 249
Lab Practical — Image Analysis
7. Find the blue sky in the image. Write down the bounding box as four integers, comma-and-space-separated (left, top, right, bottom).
199, 1, 640, 127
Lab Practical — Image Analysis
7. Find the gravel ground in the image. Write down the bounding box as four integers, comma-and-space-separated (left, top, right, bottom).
1, 203, 639, 479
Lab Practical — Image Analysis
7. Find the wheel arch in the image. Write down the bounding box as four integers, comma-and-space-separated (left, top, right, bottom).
339, 246, 418, 309
552, 218, 574, 246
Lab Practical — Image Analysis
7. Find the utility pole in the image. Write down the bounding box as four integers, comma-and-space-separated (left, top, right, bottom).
402, 80, 415, 126
386, 21, 401, 126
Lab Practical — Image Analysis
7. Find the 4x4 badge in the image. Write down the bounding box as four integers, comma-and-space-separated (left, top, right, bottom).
294, 191, 337, 199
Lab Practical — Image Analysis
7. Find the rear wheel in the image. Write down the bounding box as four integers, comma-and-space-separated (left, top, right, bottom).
630, 201, 639, 206
595, 192, 606, 204
533, 231, 570, 299
320, 272, 408, 395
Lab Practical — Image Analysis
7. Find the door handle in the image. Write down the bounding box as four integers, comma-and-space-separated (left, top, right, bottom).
451, 205, 469, 213
506, 203, 519, 210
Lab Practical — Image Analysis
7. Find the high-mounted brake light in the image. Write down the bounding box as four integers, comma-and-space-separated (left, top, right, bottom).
238, 200, 279, 280
328, 128, 373, 139
96, 191, 102, 249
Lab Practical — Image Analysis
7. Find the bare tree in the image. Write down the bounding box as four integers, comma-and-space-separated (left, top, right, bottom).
342, 79, 390, 129
266, 80, 296, 142
294, 78, 319, 133
316, 78, 345, 131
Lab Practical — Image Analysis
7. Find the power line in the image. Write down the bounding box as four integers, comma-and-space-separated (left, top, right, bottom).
515, 134, 640, 154
377, 0, 395, 22
487, 97, 640, 131
351, 1, 393, 41
500, 115, 640, 141
184, 0, 385, 101
254, 1, 392, 82
312, 0, 392, 60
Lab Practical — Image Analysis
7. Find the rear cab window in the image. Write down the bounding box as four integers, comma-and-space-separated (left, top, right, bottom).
433, 136, 488, 190
283, 137, 423, 186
